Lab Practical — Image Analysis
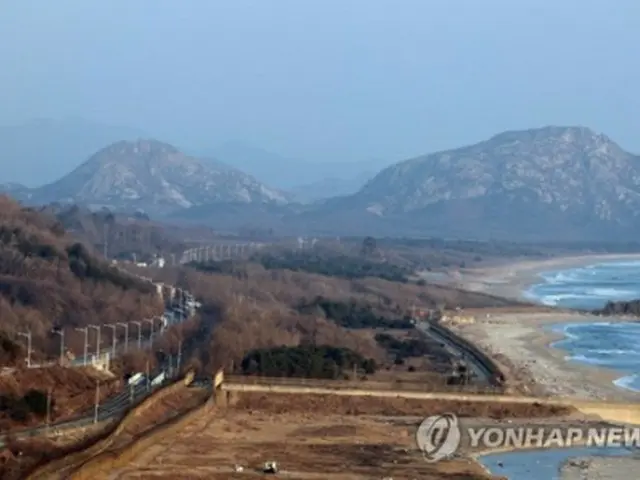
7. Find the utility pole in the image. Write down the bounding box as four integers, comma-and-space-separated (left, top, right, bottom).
117, 323, 129, 353
143, 318, 154, 345
146, 359, 150, 392
104, 324, 117, 359
177, 339, 182, 373
94, 381, 100, 424
103, 223, 108, 259
18, 330, 32, 368
89, 324, 101, 361
52, 328, 64, 364
75, 327, 89, 366
45, 387, 52, 436
131, 321, 142, 349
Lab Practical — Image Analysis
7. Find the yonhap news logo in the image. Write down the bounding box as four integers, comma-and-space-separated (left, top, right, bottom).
416, 413, 640, 462
415, 413, 461, 462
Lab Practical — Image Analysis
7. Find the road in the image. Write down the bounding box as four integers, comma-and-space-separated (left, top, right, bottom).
415, 320, 495, 384
0, 279, 198, 449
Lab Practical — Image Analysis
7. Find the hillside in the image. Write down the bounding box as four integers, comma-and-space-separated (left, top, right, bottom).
40, 204, 188, 263
21, 139, 290, 217
0, 196, 162, 366
297, 126, 640, 240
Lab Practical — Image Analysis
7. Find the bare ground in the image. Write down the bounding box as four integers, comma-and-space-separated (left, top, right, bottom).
101, 391, 579, 480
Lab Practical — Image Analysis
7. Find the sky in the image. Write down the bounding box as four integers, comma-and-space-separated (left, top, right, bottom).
1, 0, 639, 166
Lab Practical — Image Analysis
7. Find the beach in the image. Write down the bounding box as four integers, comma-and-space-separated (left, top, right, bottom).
453, 254, 640, 478
453, 253, 640, 302
449, 310, 639, 400
447, 254, 640, 399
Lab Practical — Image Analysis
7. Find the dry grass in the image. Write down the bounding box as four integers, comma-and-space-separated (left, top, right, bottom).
0, 385, 209, 480
101, 402, 501, 480
0, 366, 121, 431
234, 392, 573, 418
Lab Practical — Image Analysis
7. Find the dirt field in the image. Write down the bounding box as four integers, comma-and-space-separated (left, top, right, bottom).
100, 391, 579, 479
107, 409, 492, 479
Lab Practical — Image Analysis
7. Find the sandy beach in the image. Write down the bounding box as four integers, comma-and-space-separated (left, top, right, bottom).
561, 455, 640, 479
447, 254, 640, 478
450, 253, 640, 302
449, 311, 639, 401
442, 253, 640, 401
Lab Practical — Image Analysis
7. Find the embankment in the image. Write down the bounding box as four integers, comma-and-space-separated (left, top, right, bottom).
426, 320, 504, 386
68, 392, 213, 479
25, 371, 196, 480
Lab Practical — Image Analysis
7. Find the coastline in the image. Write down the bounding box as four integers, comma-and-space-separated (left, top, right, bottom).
450, 253, 640, 478
453, 252, 640, 302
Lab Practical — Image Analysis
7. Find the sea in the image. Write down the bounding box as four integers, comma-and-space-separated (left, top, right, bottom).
477, 261, 640, 477
524, 259, 640, 392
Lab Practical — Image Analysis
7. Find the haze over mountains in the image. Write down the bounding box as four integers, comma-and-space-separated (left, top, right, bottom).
3, 124, 640, 241
0, 119, 379, 202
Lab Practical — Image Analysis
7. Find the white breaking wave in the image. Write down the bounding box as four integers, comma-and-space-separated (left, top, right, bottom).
613, 374, 640, 392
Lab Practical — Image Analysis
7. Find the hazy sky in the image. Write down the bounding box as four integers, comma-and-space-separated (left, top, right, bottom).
2, 0, 639, 164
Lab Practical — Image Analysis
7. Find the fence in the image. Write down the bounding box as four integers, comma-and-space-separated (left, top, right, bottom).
24, 370, 197, 479
224, 375, 505, 395
424, 320, 504, 386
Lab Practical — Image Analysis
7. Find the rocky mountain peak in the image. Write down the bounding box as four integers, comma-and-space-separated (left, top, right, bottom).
30, 139, 290, 216
324, 126, 640, 240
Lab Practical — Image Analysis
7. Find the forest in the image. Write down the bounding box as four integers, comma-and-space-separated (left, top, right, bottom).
0, 196, 162, 366
240, 345, 377, 379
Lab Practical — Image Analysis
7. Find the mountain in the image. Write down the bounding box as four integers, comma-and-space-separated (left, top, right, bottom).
0, 182, 32, 201
0, 118, 147, 186
208, 141, 391, 190
288, 171, 375, 203
299, 126, 640, 241
27, 139, 290, 217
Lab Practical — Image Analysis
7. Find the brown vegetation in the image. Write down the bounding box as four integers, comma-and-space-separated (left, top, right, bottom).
99, 397, 505, 480
125, 259, 519, 383
0, 196, 163, 365
234, 392, 573, 418
0, 196, 166, 430
0, 377, 206, 480
0, 366, 120, 430
47, 205, 188, 263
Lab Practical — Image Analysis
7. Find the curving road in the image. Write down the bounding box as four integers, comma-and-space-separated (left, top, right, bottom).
0, 279, 198, 449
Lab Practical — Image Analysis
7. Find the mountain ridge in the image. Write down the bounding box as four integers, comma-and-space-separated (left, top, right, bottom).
10, 138, 291, 216
297, 126, 640, 240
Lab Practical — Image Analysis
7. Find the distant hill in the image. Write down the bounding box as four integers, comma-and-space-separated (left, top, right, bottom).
288, 171, 375, 203
208, 141, 390, 191
18, 139, 291, 217
0, 118, 146, 186
40, 203, 188, 262
296, 126, 640, 241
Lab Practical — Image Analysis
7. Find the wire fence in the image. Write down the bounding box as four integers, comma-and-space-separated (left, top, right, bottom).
224, 375, 505, 395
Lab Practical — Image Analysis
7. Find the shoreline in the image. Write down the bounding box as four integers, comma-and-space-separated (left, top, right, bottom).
451, 252, 640, 302
450, 254, 640, 478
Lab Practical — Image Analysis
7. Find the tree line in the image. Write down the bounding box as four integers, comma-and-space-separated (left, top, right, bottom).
297, 296, 414, 329
240, 345, 378, 379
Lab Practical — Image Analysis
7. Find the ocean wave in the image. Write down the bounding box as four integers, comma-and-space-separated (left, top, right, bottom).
613, 374, 640, 392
